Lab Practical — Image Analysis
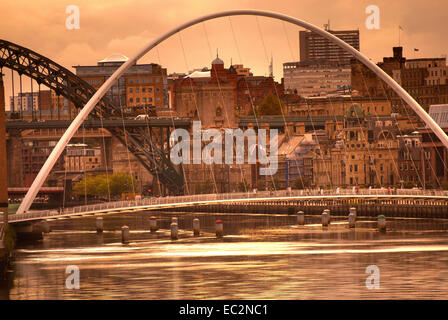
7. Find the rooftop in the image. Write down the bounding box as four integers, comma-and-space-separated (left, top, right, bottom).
98, 53, 129, 64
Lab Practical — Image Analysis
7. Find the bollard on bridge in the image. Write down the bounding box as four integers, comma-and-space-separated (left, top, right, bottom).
96, 217, 103, 234
193, 218, 200, 236
121, 225, 130, 244
324, 209, 331, 224
216, 220, 223, 238
170, 222, 178, 240
349, 207, 357, 220
321, 211, 329, 227
149, 216, 157, 233
378, 215, 386, 233
297, 211, 305, 225
348, 212, 356, 228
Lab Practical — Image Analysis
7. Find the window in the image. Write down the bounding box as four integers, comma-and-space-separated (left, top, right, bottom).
129, 88, 133, 93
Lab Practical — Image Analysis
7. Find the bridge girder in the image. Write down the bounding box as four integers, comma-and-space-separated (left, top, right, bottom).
0, 39, 184, 194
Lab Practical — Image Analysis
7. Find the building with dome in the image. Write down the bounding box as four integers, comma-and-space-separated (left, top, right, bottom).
172, 54, 284, 127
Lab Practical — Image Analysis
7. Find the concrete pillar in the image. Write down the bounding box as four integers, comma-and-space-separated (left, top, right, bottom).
121, 225, 130, 243
321, 211, 329, 227
378, 215, 386, 233
348, 212, 356, 228
170, 222, 178, 240
96, 217, 104, 234
215, 219, 223, 238
149, 216, 157, 233
297, 211, 305, 225
6, 130, 23, 187
193, 218, 200, 236
0, 73, 8, 224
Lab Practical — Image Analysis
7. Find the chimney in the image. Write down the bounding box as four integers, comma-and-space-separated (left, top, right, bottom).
393, 47, 403, 60
285, 122, 294, 139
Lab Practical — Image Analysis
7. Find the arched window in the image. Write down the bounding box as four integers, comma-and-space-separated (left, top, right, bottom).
216, 107, 222, 117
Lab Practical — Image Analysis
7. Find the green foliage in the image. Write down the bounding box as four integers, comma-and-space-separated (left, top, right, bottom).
73, 172, 136, 197
403, 181, 415, 189
252, 94, 285, 116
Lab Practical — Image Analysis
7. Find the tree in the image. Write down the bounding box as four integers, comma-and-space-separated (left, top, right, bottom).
252, 94, 285, 116
72, 173, 137, 198
403, 181, 415, 189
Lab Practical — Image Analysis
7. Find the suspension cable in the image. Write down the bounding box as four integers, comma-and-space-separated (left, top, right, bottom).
178, 31, 219, 195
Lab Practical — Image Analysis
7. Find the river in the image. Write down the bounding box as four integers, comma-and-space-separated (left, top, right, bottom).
2, 211, 448, 299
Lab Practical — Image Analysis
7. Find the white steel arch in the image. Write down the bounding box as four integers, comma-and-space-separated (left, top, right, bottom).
16, 9, 448, 214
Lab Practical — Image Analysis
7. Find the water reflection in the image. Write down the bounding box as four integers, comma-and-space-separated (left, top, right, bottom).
2, 212, 448, 299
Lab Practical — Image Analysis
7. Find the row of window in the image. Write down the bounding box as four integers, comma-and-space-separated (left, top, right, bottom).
128, 78, 161, 84
129, 87, 160, 93
129, 97, 161, 103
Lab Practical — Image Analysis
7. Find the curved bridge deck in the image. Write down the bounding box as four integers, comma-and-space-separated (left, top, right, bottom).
7, 189, 448, 224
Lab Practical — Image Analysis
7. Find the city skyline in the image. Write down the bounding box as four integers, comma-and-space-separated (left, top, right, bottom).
1, 0, 447, 105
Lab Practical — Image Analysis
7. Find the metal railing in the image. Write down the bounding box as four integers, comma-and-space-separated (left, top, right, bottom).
8, 188, 448, 223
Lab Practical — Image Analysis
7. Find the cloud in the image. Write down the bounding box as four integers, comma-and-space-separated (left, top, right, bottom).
1, 0, 447, 102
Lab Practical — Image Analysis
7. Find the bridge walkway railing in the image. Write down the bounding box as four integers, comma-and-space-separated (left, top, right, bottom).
7, 188, 448, 223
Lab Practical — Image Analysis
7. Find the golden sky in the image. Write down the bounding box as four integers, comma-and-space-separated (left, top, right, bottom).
1, 0, 447, 103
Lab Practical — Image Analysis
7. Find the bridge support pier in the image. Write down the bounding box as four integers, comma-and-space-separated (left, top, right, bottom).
12, 223, 43, 241
6, 130, 23, 188
0, 72, 8, 225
